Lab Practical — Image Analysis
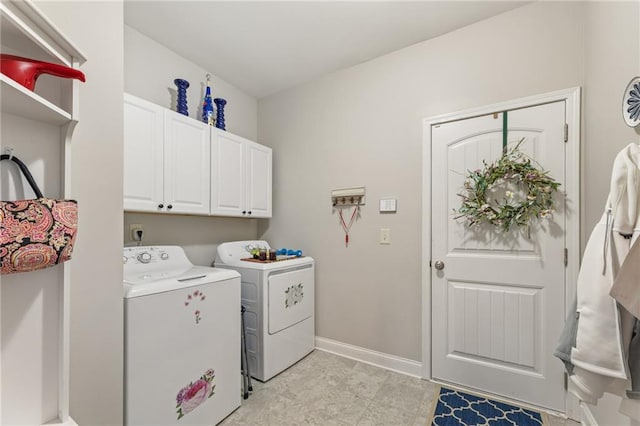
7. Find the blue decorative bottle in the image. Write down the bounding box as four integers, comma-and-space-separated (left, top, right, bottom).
202, 74, 214, 125
214, 98, 227, 130
174, 78, 189, 116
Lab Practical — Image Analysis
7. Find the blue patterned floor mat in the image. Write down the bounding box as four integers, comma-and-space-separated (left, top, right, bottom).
430, 386, 545, 426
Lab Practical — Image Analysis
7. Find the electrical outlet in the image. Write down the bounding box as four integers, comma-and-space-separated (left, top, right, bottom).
130, 224, 144, 241
380, 228, 391, 245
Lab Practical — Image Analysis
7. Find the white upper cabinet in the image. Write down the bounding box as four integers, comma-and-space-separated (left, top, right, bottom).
211, 128, 272, 218
245, 141, 272, 217
123, 93, 210, 215
123, 94, 164, 211
163, 109, 211, 215
124, 93, 270, 218
210, 129, 244, 215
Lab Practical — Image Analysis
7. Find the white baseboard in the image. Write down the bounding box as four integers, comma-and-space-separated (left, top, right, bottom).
580, 402, 598, 426
315, 336, 422, 378
43, 416, 78, 426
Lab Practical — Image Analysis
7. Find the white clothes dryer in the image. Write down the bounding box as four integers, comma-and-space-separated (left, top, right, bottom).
215, 240, 315, 382
123, 246, 240, 425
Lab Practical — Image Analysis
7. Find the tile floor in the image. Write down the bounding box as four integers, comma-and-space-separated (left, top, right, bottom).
220, 350, 580, 425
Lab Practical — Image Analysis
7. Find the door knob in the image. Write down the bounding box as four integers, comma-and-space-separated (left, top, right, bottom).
434, 260, 445, 270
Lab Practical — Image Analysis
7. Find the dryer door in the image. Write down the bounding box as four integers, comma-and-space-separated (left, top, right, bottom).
268, 265, 314, 334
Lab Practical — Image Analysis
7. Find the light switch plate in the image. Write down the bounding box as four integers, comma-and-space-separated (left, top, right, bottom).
379, 199, 397, 213
380, 228, 391, 245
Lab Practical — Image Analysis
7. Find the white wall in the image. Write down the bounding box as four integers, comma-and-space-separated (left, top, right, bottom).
259, 0, 640, 421
123, 25, 261, 265
583, 1, 640, 240
259, 0, 586, 362
34, 1, 125, 424
10, 1, 635, 423
123, 213, 257, 266
124, 25, 257, 141
582, 2, 640, 424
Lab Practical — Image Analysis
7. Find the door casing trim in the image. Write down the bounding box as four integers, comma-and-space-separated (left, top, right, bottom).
421, 87, 581, 418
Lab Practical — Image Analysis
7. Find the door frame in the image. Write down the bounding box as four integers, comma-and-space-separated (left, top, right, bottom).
421, 87, 581, 416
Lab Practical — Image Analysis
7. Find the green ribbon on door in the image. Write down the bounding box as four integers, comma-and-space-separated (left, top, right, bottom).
502, 110, 508, 155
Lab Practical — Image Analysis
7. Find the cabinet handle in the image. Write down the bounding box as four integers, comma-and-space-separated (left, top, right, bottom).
248, 211, 252, 215
242, 210, 246, 215
167, 204, 173, 210
158, 204, 164, 209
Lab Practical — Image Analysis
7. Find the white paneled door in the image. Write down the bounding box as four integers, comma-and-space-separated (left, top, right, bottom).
431, 101, 567, 411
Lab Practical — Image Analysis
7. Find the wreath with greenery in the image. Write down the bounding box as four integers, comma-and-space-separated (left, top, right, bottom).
454, 139, 560, 231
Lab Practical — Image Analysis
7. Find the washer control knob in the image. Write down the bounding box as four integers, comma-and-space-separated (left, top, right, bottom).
160, 252, 169, 260
137, 252, 152, 264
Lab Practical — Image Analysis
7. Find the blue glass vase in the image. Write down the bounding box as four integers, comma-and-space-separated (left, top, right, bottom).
214, 98, 227, 130
202, 74, 214, 125
174, 78, 189, 116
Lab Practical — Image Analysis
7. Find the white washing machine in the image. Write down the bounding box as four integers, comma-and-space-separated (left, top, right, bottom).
123, 246, 241, 425
215, 240, 315, 382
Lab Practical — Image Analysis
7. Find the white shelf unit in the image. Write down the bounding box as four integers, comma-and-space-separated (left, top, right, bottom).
1, 73, 71, 124
0, 1, 86, 425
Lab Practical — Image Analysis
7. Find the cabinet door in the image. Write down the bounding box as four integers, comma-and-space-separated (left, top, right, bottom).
163, 110, 211, 215
210, 129, 245, 216
124, 94, 164, 212
245, 141, 272, 218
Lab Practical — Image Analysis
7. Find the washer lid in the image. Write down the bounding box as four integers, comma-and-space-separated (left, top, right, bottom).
123, 266, 239, 298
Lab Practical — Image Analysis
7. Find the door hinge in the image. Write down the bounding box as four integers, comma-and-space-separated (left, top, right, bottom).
564, 372, 568, 390
429, 260, 432, 268
564, 248, 568, 267
564, 123, 568, 142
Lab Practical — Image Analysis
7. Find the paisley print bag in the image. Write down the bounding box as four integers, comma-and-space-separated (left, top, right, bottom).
1, 155, 78, 274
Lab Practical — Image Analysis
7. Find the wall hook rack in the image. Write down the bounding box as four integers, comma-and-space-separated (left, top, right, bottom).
331, 186, 365, 207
